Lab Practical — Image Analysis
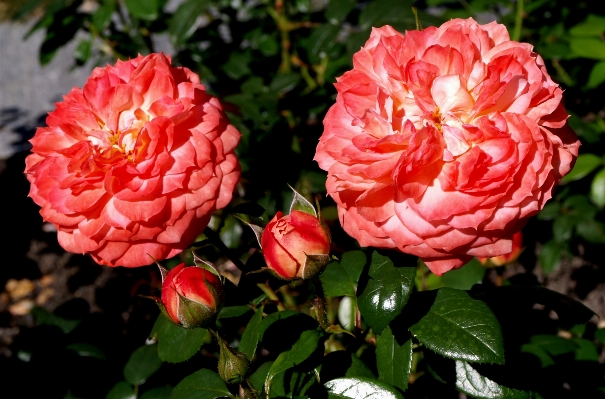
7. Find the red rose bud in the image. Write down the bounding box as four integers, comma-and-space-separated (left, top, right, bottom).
478, 231, 524, 267
160, 263, 224, 328
261, 209, 331, 280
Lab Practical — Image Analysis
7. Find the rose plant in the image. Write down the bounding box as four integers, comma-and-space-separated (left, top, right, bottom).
314, 18, 580, 274
25, 53, 240, 267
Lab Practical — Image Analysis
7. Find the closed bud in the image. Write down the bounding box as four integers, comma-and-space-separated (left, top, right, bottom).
260, 208, 331, 280
160, 263, 224, 328
217, 338, 250, 384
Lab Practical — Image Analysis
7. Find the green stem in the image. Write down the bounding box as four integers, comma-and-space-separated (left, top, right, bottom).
311, 277, 330, 330
257, 283, 286, 311
203, 226, 248, 272
513, 0, 525, 41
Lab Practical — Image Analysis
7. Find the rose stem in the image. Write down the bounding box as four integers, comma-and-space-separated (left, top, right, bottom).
311, 276, 330, 330
256, 283, 286, 311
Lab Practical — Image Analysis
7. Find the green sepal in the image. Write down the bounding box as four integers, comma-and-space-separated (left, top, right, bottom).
193, 253, 223, 281
288, 184, 317, 217
235, 215, 264, 248
217, 337, 251, 384
302, 254, 330, 280
155, 300, 179, 326
149, 255, 168, 282
177, 293, 216, 329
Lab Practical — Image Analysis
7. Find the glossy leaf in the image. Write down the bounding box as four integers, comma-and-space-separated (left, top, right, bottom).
409, 288, 504, 364
169, 0, 210, 46
106, 382, 135, 399
358, 251, 415, 334
264, 329, 322, 395
151, 315, 206, 364
171, 369, 232, 399
561, 153, 602, 182
590, 168, 605, 207
376, 326, 412, 391
455, 360, 531, 399
321, 250, 367, 297
124, 0, 159, 20
324, 377, 404, 399
123, 345, 162, 385
239, 305, 264, 359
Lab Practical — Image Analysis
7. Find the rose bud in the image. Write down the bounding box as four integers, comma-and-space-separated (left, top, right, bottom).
160, 263, 224, 328
261, 207, 331, 280
217, 338, 251, 384
478, 232, 524, 267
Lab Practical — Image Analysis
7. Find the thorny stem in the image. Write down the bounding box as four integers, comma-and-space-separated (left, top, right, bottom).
311, 277, 330, 330
257, 283, 286, 311
203, 226, 248, 272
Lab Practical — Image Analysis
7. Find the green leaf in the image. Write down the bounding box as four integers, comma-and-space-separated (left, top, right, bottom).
358, 251, 416, 334
561, 153, 602, 182
576, 219, 605, 244
223, 51, 252, 80
140, 386, 173, 399
441, 258, 486, 290
31, 307, 80, 334
92, 0, 115, 31
590, 168, 605, 207
529, 335, 577, 356
217, 306, 252, 319
553, 214, 575, 243
270, 73, 301, 95
409, 288, 504, 364
539, 240, 562, 274
324, 377, 404, 399
124, 0, 159, 20
239, 305, 264, 359
358, 0, 414, 30
569, 14, 605, 37
572, 338, 599, 361
106, 382, 135, 399
123, 345, 163, 385
264, 330, 322, 395
520, 343, 554, 368
321, 250, 367, 297
595, 328, 605, 344
587, 61, 605, 89
376, 326, 412, 391
171, 369, 232, 399
66, 343, 105, 360
569, 37, 605, 60
169, 0, 210, 46
258, 34, 279, 56
74, 40, 91, 64
325, 0, 357, 23
455, 360, 531, 399
537, 202, 561, 221
305, 23, 340, 64
151, 315, 206, 364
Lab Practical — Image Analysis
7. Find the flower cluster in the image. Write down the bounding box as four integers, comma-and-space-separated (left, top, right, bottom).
25, 53, 240, 267
314, 18, 579, 274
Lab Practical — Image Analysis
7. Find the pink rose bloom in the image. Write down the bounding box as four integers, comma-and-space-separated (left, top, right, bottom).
478, 231, 523, 267
314, 18, 579, 275
25, 53, 240, 267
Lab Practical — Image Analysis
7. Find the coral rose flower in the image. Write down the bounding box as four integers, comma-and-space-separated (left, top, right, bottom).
314, 18, 580, 275
25, 53, 240, 267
